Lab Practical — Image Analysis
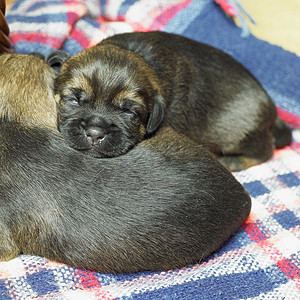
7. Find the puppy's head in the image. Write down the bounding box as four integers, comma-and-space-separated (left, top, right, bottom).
51, 45, 165, 158
0, 53, 57, 128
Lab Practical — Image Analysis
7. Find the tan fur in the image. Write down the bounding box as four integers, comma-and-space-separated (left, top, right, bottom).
0, 53, 57, 128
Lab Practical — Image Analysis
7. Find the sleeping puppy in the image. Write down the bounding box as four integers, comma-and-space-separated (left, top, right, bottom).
49, 46, 164, 158
0, 53, 251, 273
49, 31, 292, 171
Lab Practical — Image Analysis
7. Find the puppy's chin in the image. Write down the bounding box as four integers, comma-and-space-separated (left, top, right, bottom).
80, 145, 133, 158
69, 137, 136, 158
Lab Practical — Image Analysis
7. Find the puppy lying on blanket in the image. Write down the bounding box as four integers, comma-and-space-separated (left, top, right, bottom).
0, 53, 251, 273
50, 31, 292, 171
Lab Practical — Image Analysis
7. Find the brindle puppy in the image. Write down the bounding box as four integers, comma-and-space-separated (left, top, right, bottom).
0, 53, 251, 273
49, 31, 292, 171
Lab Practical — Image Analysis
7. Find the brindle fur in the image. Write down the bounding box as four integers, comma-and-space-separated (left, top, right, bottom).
0, 52, 251, 273
50, 31, 292, 171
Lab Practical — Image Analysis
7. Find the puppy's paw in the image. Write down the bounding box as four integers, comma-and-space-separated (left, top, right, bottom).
0, 224, 20, 261
218, 155, 264, 172
272, 117, 292, 149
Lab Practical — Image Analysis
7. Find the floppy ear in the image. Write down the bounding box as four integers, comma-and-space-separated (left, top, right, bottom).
46, 50, 70, 68
146, 94, 166, 134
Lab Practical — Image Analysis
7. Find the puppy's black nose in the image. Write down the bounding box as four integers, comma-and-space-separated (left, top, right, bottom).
86, 127, 105, 145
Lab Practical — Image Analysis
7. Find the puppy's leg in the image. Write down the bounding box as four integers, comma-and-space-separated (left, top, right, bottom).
218, 155, 268, 172
218, 130, 274, 171
0, 222, 20, 261
272, 117, 292, 149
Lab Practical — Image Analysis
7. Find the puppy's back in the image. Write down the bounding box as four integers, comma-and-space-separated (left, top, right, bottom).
0, 121, 251, 273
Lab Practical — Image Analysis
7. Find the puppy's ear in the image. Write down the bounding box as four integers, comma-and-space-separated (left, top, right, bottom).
146, 94, 166, 134
46, 50, 70, 68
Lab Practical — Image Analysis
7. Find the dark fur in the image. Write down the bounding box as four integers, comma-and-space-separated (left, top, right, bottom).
0, 53, 251, 273
50, 31, 292, 171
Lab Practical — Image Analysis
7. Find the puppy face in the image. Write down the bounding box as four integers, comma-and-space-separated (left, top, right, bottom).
53, 45, 165, 158
0, 53, 57, 128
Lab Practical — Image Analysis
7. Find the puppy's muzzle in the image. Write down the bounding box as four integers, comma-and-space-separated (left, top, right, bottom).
80, 115, 115, 146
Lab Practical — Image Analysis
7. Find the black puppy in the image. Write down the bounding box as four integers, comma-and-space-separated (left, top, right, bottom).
50, 31, 292, 171
0, 53, 251, 273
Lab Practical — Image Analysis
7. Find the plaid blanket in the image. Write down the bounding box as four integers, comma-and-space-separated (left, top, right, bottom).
2, 1, 300, 299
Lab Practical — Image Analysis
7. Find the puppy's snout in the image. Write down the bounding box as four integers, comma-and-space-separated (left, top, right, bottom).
86, 127, 105, 145
80, 115, 117, 146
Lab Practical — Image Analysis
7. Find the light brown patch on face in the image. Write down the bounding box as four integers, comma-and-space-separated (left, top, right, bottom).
56, 44, 163, 109
0, 53, 57, 128
60, 73, 93, 99
111, 88, 144, 106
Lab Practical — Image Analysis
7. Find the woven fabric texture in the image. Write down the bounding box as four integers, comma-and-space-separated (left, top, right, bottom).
1, 0, 300, 299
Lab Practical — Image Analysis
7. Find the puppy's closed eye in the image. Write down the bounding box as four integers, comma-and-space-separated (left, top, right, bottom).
69, 98, 80, 106
119, 99, 147, 120
63, 88, 88, 106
